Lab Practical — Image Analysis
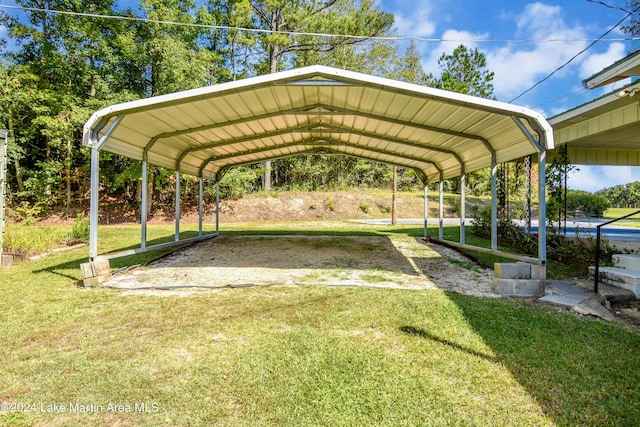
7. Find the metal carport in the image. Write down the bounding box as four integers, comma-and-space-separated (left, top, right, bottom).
82, 65, 553, 264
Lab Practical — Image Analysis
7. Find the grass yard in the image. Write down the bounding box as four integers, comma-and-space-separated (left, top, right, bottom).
2, 222, 640, 426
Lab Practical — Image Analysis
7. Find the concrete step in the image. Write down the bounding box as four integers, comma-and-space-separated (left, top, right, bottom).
613, 254, 640, 271
588, 266, 640, 298
574, 279, 637, 305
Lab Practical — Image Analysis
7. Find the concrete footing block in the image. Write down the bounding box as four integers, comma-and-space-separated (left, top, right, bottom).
531, 264, 547, 280
1, 254, 13, 267
494, 262, 531, 279
493, 278, 544, 297
493, 262, 544, 298
80, 258, 112, 288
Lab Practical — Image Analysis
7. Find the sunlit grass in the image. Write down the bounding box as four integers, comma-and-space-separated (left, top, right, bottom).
1, 222, 640, 425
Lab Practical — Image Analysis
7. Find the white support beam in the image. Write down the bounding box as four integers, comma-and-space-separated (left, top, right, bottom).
460, 171, 466, 245
198, 177, 203, 237
0, 130, 7, 264
216, 182, 220, 234
141, 160, 148, 249
538, 151, 547, 263
439, 180, 444, 240
491, 156, 498, 251
89, 147, 100, 261
423, 185, 428, 238
175, 171, 180, 241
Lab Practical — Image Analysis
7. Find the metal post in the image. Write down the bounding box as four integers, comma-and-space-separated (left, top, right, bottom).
524, 155, 532, 234
460, 172, 466, 244
141, 160, 148, 248
439, 179, 444, 240
563, 144, 568, 235
175, 171, 180, 241
491, 156, 498, 251
595, 227, 601, 294
0, 130, 7, 264
215, 181, 220, 234
538, 151, 547, 264
424, 185, 428, 238
89, 147, 100, 261
198, 176, 203, 237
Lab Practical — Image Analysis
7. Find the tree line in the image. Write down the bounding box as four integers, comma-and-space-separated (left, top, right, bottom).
0, 0, 499, 222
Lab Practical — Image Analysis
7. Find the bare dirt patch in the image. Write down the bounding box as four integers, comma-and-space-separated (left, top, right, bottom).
105, 235, 496, 297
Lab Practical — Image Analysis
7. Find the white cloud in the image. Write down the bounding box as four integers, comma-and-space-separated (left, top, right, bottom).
421, 29, 487, 76
580, 42, 626, 79
568, 166, 640, 192
393, 6, 436, 38
484, 3, 588, 100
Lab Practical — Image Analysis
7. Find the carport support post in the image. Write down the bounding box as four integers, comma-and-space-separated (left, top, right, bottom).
141, 159, 148, 248
89, 147, 100, 261
491, 155, 498, 251
198, 176, 203, 237
216, 182, 219, 234
175, 171, 180, 241
538, 151, 547, 262
439, 179, 444, 239
0, 130, 7, 265
460, 171, 466, 245
423, 185, 428, 238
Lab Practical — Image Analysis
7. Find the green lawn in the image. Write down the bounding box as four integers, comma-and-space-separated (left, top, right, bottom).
2, 222, 640, 426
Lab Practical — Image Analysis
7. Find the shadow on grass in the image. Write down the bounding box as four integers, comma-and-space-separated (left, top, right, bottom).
399, 325, 496, 362
31, 232, 200, 284
445, 293, 640, 425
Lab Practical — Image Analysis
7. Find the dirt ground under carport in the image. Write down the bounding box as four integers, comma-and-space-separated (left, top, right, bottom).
105, 235, 497, 297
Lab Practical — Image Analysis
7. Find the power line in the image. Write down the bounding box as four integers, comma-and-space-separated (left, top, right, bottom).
509, 5, 639, 103
586, 0, 639, 15
1, 3, 640, 44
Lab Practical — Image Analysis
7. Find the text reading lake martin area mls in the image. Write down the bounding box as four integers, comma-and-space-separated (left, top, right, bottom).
1, 401, 159, 413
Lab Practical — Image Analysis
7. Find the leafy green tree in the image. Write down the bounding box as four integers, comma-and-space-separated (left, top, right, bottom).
426, 44, 496, 199
139, 0, 211, 95
427, 44, 495, 98
250, 0, 394, 189
566, 190, 609, 217
622, 1, 640, 40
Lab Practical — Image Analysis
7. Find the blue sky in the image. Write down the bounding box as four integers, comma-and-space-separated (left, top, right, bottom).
380, 0, 640, 192
1, 0, 639, 192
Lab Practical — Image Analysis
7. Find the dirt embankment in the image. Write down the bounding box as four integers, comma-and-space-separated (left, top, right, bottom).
34, 190, 463, 226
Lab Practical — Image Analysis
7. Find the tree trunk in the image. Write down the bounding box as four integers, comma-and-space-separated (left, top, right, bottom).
7, 117, 24, 192
63, 136, 72, 218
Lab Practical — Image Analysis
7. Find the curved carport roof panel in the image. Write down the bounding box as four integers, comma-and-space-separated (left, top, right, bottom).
82, 65, 554, 265
83, 65, 553, 184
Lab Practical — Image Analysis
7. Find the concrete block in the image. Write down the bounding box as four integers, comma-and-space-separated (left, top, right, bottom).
590, 266, 640, 298
80, 259, 111, 279
493, 278, 543, 297
80, 259, 112, 288
82, 274, 112, 288
494, 262, 531, 279
531, 264, 546, 280
1, 254, 13, 267
613, 254, 640, 271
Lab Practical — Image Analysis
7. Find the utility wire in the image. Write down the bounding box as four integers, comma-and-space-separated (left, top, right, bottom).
1, 3, 640, 44
586, 0, 639, 15
509, 5, 639, 103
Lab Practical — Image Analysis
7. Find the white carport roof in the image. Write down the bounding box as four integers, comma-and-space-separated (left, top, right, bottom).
83, 65, 553, 184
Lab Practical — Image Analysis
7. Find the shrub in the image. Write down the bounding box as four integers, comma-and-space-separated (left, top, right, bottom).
68, 212, 90, 244
217, 166, 261, 199
470, 206, 618, 274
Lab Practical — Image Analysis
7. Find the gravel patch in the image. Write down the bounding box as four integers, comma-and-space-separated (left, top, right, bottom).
105, 235, 497, 297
